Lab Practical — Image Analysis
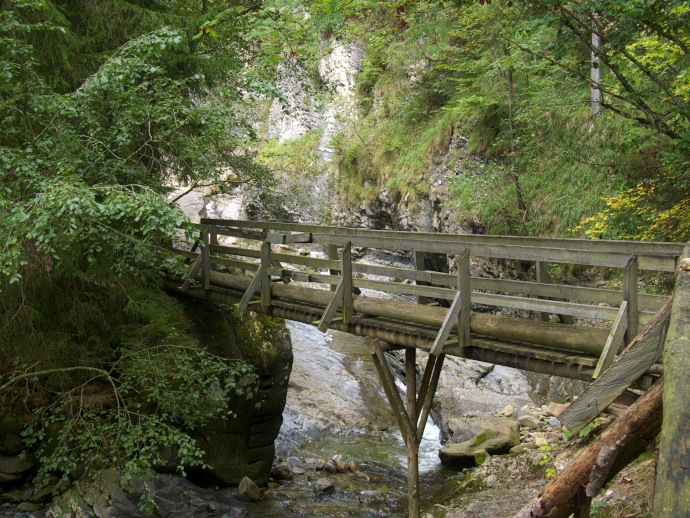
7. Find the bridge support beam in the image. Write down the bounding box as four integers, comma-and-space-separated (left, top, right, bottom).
369, 338, 444, 518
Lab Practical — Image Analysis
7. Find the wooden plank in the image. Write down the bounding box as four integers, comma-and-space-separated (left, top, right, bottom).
559, 297, 672, 434
342, 242, 353, 324
260, 241, 271, 308
311, 234, 635, 268
200, 219, 682, 270
624, 256, 639, 346
471, 293, 621, 320
316, 278, 345, 333
181, 255, 203, 292
429, 291, 463, 356
536, 261, 575, 324
208, 270, 612, 354
329, 244, 339, 292
457, 249, 471, 350
536, 262, 551, 322
213, 256, 259, 272
416, 353, 445, 443
201, 231, 211, 290
368, 338, 416, 445
414, 250, 430, 305
592, 301, 628, 379
200, 241, 668, 309
654, 251, 690, 517
266, 232, 312, 244
406, 348, 417, 436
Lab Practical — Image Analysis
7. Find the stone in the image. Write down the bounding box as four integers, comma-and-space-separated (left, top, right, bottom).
535, 437, 549, 448
439, 418, 520, 468
547, 401, 570, 417
21, 488, 35, 501
237, 476, 261, 502
0, 455, 36, 475
17, 502, 40, 512
304, 458, 325, 471
500, 405, 516, 417
546, 432, 561, 443
518, 415, 544, 429
270, 462, 293, 480
324, 462, 337, 474
484, 475, 498, 487
313, 478, 335, 497
510, 443, 537, 454
548, 417, 561, 427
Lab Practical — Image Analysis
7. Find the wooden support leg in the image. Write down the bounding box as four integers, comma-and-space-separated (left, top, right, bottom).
368, 339, 445, 518
406, 348, 419, 518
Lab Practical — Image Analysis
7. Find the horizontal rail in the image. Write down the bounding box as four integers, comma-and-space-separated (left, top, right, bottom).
168, 246, 661, 323
200, 219, 682, 271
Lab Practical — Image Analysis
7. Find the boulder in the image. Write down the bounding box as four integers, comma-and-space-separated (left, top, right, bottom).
237, 476, 261, 502
313, 478, 335, 497
271, 461, 293, 480
0, 454, 36, 474
439, 419, 520, 468
518, 415, 544, 429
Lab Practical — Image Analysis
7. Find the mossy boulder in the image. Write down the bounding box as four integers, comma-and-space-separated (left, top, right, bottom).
439, 418, 520, 468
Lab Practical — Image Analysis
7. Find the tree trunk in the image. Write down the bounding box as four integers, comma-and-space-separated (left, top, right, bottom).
590, 12, 602, 116
514, 379, 663, 518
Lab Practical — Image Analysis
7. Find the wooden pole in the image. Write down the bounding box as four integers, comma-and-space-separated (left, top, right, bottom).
406, 348, 420, 518
369, 339, 423, 518
654, 248, 690, 516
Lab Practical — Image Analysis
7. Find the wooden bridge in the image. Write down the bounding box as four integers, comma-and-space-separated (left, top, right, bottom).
162, 219, 689, 517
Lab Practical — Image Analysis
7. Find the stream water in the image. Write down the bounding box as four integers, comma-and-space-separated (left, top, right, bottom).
234, 321, 458, 517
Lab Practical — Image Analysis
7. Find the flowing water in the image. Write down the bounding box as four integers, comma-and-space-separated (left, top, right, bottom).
233, 321, 457, 517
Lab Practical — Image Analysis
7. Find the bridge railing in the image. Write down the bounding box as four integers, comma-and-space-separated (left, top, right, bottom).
168, 219, 680, 379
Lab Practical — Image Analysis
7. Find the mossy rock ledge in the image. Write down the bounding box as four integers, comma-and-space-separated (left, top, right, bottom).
183, 303, 293, 487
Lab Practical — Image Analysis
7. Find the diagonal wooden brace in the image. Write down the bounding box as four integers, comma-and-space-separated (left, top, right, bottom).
429, 291, 463, 356
592, 301, 628, 379
416, 353, 445, 443
368, 338, 417, 447
237, 241, 271, 311
316, 277, 346, 332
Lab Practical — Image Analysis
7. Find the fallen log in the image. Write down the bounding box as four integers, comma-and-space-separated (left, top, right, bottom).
514, 378, 663, 518
205, 271, 610, 355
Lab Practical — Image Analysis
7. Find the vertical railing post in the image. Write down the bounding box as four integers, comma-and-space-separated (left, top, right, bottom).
414, 251, 429, 305
623, 255, 639, 346
342, 242, 353, 324
260, 241, 271, 308
536, 261, 575, 325
201, 229, 211, 291
329, 244, 339, 292
457, 249, 471, 352
536, 261, 551, 323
